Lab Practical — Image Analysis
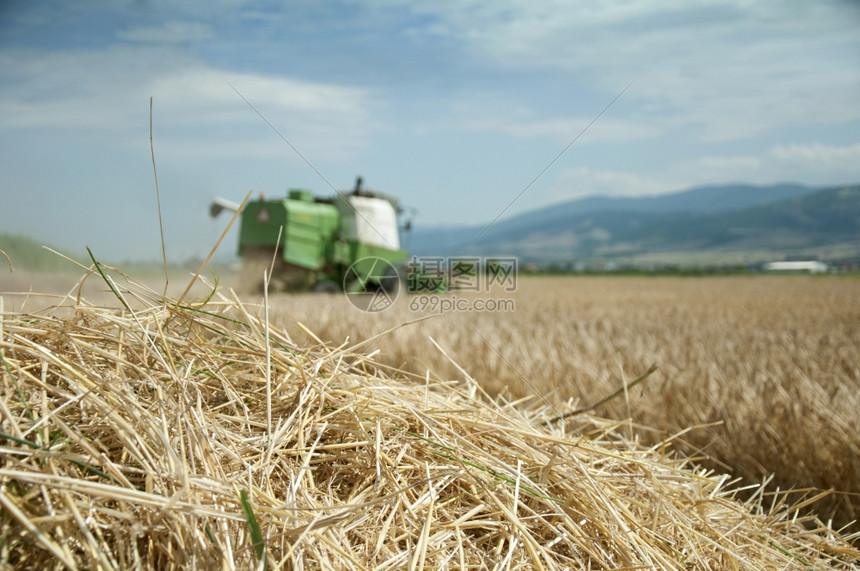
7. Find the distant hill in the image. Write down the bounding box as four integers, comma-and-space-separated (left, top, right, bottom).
0, 234, 230, 284
409, 183, 860, 263
485, 182, 817, 229
0, 233, 83, 272
620, 185, 860, 253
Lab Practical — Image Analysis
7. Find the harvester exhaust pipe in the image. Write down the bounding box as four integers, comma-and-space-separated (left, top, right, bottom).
209, 197, 242, 218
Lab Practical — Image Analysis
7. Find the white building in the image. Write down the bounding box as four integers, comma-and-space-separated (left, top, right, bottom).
763, 260, 828, 273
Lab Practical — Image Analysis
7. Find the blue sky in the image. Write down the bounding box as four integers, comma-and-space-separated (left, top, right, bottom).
1, 1, 859, 262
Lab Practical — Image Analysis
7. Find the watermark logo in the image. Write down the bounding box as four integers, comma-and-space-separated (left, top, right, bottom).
343, 256, 401, 312
343, 256, 518, 313
406, 256, 518, 294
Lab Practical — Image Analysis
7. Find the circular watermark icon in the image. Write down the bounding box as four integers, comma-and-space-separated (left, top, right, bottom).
343, 256, 401, 312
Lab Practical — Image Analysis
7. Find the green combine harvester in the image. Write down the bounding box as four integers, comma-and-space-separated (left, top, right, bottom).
211, 177, 411, 293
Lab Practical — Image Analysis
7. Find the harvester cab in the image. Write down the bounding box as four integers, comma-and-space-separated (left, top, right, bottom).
210, 177, 412, 293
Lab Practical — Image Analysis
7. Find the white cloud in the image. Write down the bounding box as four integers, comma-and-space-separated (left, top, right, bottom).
408, 1, 860, 142
689, 155, 761, 174
0, 48, 166, 130
684, 143, 860, 183
152, 70, 369, 116
0, 47, 379, 161
117, 21, 216, 44
545, 167, 675, 201
462, 115, 658, 145
768, 143, 860, 168
544, 141, 860, 202
426, 93, 657, 144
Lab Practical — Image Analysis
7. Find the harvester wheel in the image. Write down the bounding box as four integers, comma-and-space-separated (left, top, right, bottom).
312, 280, 340, 294
238, 248, 272, 295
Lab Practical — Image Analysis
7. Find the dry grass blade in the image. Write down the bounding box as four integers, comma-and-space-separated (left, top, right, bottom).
543, 363, 659, 424
149, 96, 169, 298
174, 189, 252, 309
262, 275, 860, 535
0, 272, 857, 569
0, 250, 12, 273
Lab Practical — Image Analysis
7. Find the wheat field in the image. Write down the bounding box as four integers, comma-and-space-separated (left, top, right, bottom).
253, 274, 860, 534
1, 268, 858, 568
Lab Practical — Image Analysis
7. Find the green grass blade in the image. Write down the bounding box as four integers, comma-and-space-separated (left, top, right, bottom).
0, 352, 35, 425
240, 489, 266, 564
86, 247, 131, 313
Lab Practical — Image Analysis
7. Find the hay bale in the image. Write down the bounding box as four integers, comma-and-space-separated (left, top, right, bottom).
0, 271, 857, 569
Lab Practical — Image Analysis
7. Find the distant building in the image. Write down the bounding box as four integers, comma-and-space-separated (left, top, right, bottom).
763, 260, 828, 273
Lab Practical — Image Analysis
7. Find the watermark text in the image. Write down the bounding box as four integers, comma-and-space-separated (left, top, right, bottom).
408, 295, 516, 314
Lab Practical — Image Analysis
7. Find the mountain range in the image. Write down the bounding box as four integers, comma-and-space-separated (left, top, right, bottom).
407, 183, 860, 264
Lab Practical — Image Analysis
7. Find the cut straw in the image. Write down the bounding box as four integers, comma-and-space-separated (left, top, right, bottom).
0, 268, 857, 569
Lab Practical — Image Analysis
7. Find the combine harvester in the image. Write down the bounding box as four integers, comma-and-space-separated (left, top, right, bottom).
211, 177, 411, 294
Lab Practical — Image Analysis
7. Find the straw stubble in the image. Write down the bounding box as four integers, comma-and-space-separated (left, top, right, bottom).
0, 271, 857, 569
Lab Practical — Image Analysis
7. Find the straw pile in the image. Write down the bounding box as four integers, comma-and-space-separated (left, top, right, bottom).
1, 270, 857, 570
